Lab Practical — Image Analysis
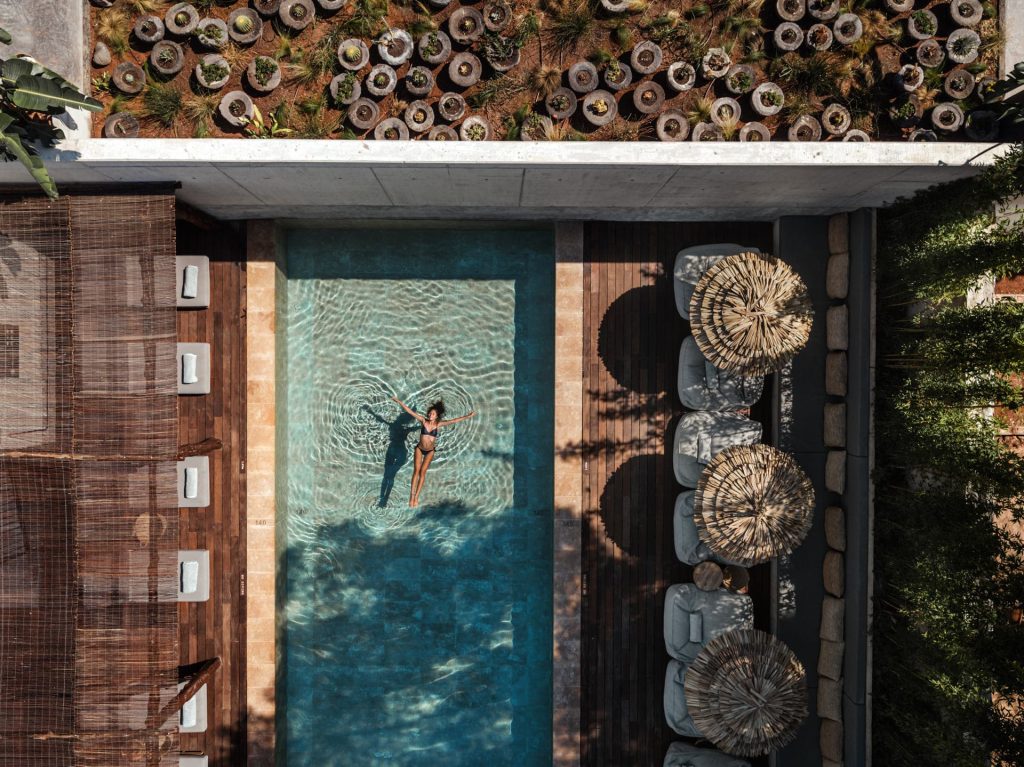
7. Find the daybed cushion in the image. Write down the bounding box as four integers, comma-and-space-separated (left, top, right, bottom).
663, 583, 754, 663
664, 741, 751, 767
678, 336, 765, 411
663, 660, 701, 737
175, 255, 210, 308
179, 757, 209, 767
176, 456, 210, 508
177, 683, 207, 734
177, 549, 210, 602
672, 411, 762, 487
673, 244, 761, 319
177, 343, 211, 395
673, 492, 745, 567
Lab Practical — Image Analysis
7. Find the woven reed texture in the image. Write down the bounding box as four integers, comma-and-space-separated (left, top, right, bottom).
684, 628, 808, 757
0, 194, 179, 766
694, 444, 815, 567
689, 252, 813, 377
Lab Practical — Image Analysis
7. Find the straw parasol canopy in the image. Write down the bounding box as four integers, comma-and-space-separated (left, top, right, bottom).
694, 444, 815, 567
684, 628, 808, 757
689, 251, 813, 377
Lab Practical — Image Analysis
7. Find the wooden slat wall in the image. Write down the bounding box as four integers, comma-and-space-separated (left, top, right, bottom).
580, 222, 774, 767
176, 220, 248, 765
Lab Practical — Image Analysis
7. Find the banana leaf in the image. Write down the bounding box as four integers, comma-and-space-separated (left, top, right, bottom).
0, 111, 57, 198
0, 28, 11, 46
11, 73, 102, 113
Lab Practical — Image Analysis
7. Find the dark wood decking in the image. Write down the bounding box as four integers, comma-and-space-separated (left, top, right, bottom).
176, 218, 248, 765
579, 222, 774, 767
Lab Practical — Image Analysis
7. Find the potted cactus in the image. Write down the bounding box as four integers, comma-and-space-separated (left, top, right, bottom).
195, 54, 230, 89
630, 41, 663, 75
113, 62, 146, 94
460, 115, 491, 140
330, 72, 361, 105
252, 0, 283, 15
366, 64, 398, 97
228, 8, 263, 45
789, 114, 823, 140
195, 18, 228, 49
450, 8, 485, 44
404, 100, 435, 133
279, 0, 315, 31
884, 0, 912, 10
833, 13, 863, 45
711, 96, 741, 126
951, 0, 983, 27
947, 29, 981, 64
375, 117, 410, 140
484, 36, 521, 73
656, 109, 689, 141
917, 39, 945, 68
945, 68, 976, 99
379, 29, 414, 66
752, 82, 784, 116
134, 15, 165, 44
338, 39, 370, 71
150, 41, 185, 76
545, 87, 577, 119
692, 122, 724, 141
582, 90, 617, 126
725, 64, 755, 95
702, 48, 731, 78
907, 10, 937, 41
740, 121, 771, 141
667, 62, 696, 92
822, 103, 851, 135
931, 102, 964, 132
807, 23, 833, 51
569, 60, 599, 93
348, 98, 380, 130
428, 125, 459, 140
247, 55, 281, 93
600, 0, 629, 11
406, 65, 434, 96
807, 0, 840, 20
483, 0, 513, 32
603, 60, 632, 91
103, 112, 140, 138
889, 95, 922, 128
774, 22, 803, 51
418, 31, 452, 65
632, 81, 665, 114
438, 92, 467, 121
898, 63, 924, 92
165, 3, 199, 36
218, 90, 254, 128
520, 112, 553, 140
449, 52, 482, 88
776, 0, 805, 22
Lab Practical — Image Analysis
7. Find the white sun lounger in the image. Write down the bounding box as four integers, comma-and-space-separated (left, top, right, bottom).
177, 456, 210, 508
177, 683, 207, 734
673, 243, 761, 319
664, 742, 751, 767
176, 255, 210, 308
672, 411, 762, 487
178, 550, 210, 602
663, 659, 701, 737
177, 343, 211, 395
678, 336, 764, 411
663, 583, 754, 664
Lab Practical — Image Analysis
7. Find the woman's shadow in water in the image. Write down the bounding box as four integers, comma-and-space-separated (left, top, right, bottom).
363, 406, 419, 508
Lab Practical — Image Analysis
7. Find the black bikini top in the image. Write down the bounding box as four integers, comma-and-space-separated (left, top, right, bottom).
421, 423, 439, 438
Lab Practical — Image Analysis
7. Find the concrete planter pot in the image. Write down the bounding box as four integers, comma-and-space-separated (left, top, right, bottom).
692, 122, 724, 141
907, 10, 937, 41
338, 39, 370, 71
218, 90, 254, 128
404, 101, 435, 133
406, 66, 434, 96
807, 23, 833, 51
833, 13, 862, 45
702, 48, 731, 79
195, 54, 230, 89
909, 127, 938, 141
582, 90, 617, 126
103, 112, 140, 138
916, 38, 945, 68
348, 98, 380, 130
898, 63, 924, 92
600, 0, 630, 12
964, 109, 998, 141
520, 113, 553, 140
711, 96, 741, 127
667, 62, 696, 92
931, 102, 964, 132
976, 76, 996, 100
603, 62, 632, 91
227, 9, 263, 45
317, 0, 348, 9
366, 64, 398, 97
247, 56, 281, 93
196, 19, 228, 50
889, 94, 922, 128
752, 82, 784, 116
776, 0, 805, 22
483, 0, 513, 32
134, 15, 164, 44
945, 68, 976, 99
450, 8, 485, 44
279, 0, 316, 32
951, 0, 983, 27
252, 0, 283, 16
632, 81, 665, 114
150, 41, 185, 76
459, 115, 491, 141
329, 72, 361, 105
486, 45, 521, 74
438, 92, 467, 121
822, 103, 851, 135
569, 61, 599, 93
427, 0, 452, 8
375, 117, 410, 140
807, 0, 840, 20
378, 29, 414, 66
655, 109, 688, 141
740, 121, 771, 141
947, 28, 981, 64
842, 128, 870, 141
724, 64, 755, 95
630, 41, 663, 75
774, 22, 803, 51
449, 53, 482, 88
113, 62, 146, 94
545, 87, 577, 119
165, 3, 199, 36
418, 31, 452, 65
884, 0, 912, 11
428, 125, 459, 140
789, 114, 823, 141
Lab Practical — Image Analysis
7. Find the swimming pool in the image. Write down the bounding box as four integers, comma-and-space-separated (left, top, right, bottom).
278, 227, 555, 766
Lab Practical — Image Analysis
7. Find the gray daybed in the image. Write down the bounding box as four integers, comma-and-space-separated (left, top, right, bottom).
672, 411, 762, 487
664, 659, 700, 737
678, 336, 764, 411
178, 549, 210, 602
663, 583, 753, 664
664, 742, 751, 767
175, 255, 210, 308
176, 456, 210, 508
177, 683, 207, 734
177, 342, 211, 395
673, 243, 761, 319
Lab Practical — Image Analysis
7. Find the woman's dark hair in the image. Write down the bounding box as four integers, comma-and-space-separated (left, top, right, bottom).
428, 400, 446, 419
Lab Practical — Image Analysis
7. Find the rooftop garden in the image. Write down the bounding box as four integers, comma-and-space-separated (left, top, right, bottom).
89, 0, 1005, 141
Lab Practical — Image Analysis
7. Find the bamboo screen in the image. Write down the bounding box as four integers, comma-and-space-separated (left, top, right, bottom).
0, 193, 180, 766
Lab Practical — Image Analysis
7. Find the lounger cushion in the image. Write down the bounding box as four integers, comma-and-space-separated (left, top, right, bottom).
673, 244, 761, 319
678, 336, 765, 411
179, 757, 209, 767
181, 353, 198, 385
673, 411, 762, 487
176, 255, 210, 308
664, 742, 751, 767
182, 264, 200, 299
177, 343, 211, 395
184, 466, 199, 499
664, 583, 754, 663
663, 660, 701, 737
176, 456, 210, 508
181, 560, 199, 594
177, 550, 210, 602
673, 492, 746, 566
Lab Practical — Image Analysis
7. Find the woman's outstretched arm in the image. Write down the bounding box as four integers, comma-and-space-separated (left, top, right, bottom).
391, 395, 425, 422
441, 410, 476, 426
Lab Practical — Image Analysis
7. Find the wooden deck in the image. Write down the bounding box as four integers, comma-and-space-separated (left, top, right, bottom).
579, 222, 775, 767
176, 217, 248, 765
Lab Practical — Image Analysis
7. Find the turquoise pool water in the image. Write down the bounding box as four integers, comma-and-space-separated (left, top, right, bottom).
278, 228, 555, 766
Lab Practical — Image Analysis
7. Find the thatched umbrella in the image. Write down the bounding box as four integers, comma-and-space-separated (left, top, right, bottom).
689, 252, 813, 377
684, 628, 807, 757
694, 444, 814, 567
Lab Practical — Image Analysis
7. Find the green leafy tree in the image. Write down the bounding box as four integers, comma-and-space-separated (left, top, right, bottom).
0, 27, 101, 198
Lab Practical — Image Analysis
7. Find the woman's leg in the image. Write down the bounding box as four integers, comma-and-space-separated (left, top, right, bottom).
412, 450, 435, 503
410, 447, 423, 506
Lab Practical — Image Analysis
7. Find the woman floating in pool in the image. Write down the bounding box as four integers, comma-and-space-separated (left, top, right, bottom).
391, 395, 476, 507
